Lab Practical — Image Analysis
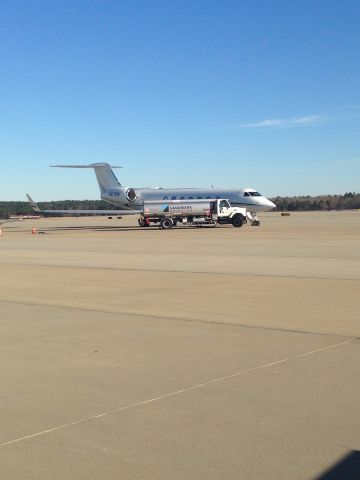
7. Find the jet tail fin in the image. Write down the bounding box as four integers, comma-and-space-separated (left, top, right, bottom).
51, 163, 123, 192
26, 194, 41, 213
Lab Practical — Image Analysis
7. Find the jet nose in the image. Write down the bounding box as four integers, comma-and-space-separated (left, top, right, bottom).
262, 198, 276, 211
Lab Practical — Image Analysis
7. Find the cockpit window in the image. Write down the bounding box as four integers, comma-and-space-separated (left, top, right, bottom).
245, 191, 262, 197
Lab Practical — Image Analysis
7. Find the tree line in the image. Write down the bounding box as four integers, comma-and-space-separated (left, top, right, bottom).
0, 193, 359, 218
271, 192, 360, 211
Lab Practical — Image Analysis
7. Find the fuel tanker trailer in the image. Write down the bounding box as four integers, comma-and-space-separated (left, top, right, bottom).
138, 198, 247, 229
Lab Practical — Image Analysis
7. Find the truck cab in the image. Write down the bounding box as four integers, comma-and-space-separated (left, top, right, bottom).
214, 199, 246, 227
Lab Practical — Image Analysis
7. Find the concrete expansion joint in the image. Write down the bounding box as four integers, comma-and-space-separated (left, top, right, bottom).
0, 337, 356, 450
0, 298, 357, 339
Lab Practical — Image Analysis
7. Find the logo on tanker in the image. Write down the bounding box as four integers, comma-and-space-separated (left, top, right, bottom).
162, 204, 193, 213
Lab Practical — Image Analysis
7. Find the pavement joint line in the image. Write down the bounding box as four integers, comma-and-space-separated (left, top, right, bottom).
0, 298, 355, 338
0, 337, 357, 449
1, 249, 359, 261
0, 261, 360, 282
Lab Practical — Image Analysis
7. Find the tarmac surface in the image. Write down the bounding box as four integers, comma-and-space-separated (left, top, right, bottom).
0, 211, 359, 479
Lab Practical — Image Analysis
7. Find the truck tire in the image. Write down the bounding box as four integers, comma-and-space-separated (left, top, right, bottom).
138, 218, 149, 227
160, 218, 173, 230
232, 214, 244, 228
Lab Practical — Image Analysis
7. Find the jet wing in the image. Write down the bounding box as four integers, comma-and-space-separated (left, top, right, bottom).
26, 194, 138, 216
40, 210, 138, 215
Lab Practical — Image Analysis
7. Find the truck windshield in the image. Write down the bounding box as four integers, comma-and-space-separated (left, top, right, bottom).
219, 200, 230, 209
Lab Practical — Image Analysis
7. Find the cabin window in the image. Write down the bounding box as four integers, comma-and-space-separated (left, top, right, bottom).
171, 196, 177, 200
189, 196, 193, 199
180, 196, 184, 200
163, 196, 168, 200
197, 196, 202, 199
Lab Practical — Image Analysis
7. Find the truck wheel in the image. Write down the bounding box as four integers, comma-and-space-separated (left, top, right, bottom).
160, 218, 173, 230
232, 215, 244, 228
138, 218, 149, 227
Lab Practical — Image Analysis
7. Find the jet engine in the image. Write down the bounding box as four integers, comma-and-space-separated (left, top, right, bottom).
103, 186, 138, 207
126, 188, 137, 202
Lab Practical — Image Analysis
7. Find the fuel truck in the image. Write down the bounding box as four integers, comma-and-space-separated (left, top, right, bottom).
138, 198, 247, 229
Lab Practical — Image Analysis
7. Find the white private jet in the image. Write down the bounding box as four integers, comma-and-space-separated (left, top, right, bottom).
50, 163, 276, 225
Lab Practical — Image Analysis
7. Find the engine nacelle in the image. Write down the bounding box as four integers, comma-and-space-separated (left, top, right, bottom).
104, 186, 137, 205
126, 188, 137, 202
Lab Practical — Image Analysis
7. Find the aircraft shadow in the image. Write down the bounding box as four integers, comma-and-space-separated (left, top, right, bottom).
314, 451, 360, 479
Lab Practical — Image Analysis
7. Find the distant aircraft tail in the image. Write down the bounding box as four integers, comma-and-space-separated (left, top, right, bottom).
26, 194, 41, 213
51, 163, 122, 192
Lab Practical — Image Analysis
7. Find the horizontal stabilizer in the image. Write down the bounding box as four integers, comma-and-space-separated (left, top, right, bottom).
51, 163, 122, 169
51, 163, 123, 190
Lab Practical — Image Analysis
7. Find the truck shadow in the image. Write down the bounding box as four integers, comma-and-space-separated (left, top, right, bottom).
39, 224, 222, 233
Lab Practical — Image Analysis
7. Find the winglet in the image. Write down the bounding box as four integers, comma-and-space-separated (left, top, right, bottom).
26, 194, 41, 213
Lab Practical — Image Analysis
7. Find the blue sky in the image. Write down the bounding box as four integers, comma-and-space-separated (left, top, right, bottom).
1, 0, 359, 200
